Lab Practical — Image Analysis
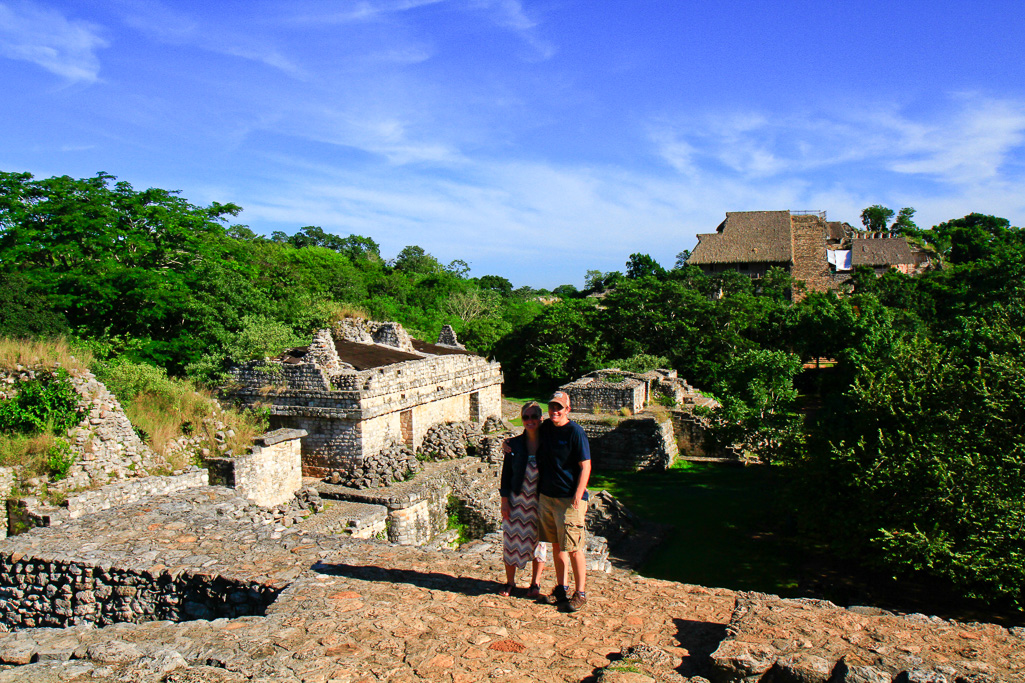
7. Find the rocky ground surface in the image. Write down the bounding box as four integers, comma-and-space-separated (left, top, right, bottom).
1, 488, 1023, 683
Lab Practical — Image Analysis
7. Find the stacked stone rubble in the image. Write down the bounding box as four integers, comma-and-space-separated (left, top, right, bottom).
335, 318, 414, 352
326, 444, 420, 489
436, 325, 465, 349
418, 421, 483, 460
305, 329, 348, 376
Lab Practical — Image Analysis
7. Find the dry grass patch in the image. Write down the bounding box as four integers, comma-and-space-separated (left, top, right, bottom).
0, 432, 75, 486
325, 303, 370, 327
0, 338, 92, 374
94, 359, 267, 470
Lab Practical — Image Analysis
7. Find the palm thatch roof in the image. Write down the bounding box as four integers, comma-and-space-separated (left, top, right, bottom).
687, 211, 793, 265
850, 236, 914, 267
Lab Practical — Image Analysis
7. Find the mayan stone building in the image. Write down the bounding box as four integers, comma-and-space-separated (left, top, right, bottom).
228, 320, 502, 478
557, 368, 724, 469
687, 210, 924, 298
559, 368, 717, 415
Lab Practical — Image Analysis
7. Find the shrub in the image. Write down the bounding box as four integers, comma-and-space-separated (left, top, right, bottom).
46, 438, 75, 480
0, 369, 81, 435
604, 354, 671, 374
655, 392, 677, 408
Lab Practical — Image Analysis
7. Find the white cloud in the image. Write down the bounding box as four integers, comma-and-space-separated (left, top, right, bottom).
653, 96, 1025, 189
888, 96, 1025, 184
117, 0, 304, 77
0, 1, 107, 82
469, 0, 555, 61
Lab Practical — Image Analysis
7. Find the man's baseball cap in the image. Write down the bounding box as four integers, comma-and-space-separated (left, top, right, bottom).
547, 391, 570, 409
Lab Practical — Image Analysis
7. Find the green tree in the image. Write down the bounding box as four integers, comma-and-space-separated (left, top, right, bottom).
391, 245, 442, 274
705, 349, 802, 461
625, 253, 666, 280
861, 204, 895, 231
927, 213, 1020, 264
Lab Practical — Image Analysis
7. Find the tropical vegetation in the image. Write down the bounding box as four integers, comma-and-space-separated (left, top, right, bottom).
2, 169, 1023, 609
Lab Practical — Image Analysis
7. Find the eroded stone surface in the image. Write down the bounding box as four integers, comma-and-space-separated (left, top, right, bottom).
0, 488, 735, 681
708, 593, 1025, 683
2, 489, 1023, 683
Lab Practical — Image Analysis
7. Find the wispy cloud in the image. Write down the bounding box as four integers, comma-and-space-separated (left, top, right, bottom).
286, 0, 447, 25
887, 95, 1025, 184
0, 1, 107, 82
470, 0, 555, 61
117, 0, 304, 77
652, 96, 1025, 188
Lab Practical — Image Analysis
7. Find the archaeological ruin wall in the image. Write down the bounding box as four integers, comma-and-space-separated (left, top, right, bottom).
574, 414, 679, 471
228, 322, 503, 479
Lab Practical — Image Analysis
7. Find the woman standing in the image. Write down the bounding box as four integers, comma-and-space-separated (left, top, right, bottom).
499, 401, 547, 597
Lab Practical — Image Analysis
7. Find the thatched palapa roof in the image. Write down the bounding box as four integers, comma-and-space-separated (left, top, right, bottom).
850, 236, 914, 267
687, 210, 793, 265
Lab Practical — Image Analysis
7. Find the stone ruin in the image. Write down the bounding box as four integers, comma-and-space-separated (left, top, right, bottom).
557, 368, 727, 469
227, 319, 503, 480
560, 367, 719, 415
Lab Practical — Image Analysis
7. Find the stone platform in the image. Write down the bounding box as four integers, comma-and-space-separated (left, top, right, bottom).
1, 489, 1023, 682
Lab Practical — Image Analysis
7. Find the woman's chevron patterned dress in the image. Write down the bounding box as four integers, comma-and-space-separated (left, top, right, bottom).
502, 457, 547, 568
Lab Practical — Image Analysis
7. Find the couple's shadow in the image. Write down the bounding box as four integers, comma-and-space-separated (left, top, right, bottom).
312, 559, 506, 597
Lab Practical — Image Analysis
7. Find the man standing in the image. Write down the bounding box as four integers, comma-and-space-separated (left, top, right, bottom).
537, 390, 591, 612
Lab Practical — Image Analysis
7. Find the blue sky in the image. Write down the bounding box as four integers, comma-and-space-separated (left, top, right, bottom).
2, 0, 1024, 289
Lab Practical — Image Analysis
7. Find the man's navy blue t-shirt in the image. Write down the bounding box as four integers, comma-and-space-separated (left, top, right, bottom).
538, 419, 591, 498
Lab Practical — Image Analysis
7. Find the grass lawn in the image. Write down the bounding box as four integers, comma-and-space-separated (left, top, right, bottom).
590, 462, 804, 595
504, 396, 549, 427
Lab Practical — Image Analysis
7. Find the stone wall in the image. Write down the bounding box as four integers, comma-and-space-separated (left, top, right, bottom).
315, 458, 504, 546
206, 429, 306, 507
561, 377, 645, 414
672, 410, 712, 457
574, 414, 678, 471
64, 470, 209, 520
0, 468, 13, 538
790, 214, 833, 299
6, 470, 210, 537
0, 551, 281, 629
299, 500, 388, 539
231, 352, 502, 478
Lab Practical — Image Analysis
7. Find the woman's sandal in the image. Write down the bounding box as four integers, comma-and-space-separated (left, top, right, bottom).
499, 583, 515, 597
526, 584, 541, 599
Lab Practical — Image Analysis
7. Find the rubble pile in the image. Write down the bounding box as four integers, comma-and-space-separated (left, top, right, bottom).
325, 445, 420, 489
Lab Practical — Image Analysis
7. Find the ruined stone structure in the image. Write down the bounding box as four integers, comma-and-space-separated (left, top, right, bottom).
560, 367, 717, 415
557, 368, 722, 468
687, 210, 926, 299
228, 320, 503, 478
0, 367, 169, 492
574, 414, 679, 470
205, 428, 306, 507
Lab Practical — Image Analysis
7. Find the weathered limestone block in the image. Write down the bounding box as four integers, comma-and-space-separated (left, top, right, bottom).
227, 429, 306, 507
305, 329, 344, 375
